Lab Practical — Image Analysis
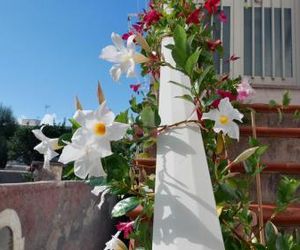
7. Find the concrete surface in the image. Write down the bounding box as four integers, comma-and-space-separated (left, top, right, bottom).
0, 181, 119, 250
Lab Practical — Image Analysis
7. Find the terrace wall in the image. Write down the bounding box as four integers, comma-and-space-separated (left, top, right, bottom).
0, 181, 118, 250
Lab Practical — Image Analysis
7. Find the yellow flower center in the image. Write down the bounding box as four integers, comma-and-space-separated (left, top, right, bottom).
93, 122, 106, 136
219, 115, 229, 125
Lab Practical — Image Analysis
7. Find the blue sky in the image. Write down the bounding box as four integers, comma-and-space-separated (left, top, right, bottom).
0, 0, 147, 123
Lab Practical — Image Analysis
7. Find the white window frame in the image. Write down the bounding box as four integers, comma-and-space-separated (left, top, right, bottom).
220, 0, 299, 88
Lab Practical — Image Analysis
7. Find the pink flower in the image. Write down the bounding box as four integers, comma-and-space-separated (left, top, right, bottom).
143, 9, 161, 27
227, 54, 240, 62
122, 31, 133, 40
116, 221, 134, 239
207, 39, 222, 51
212, 89, 237, 108
130, 83, 141, 93
204, 0, 221, 14
218, 10, 227, 23
122, 23, 144, 41
186, 9, 201, 25
237, 77, 255, 101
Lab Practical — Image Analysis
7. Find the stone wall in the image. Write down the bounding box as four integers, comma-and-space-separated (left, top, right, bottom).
0, 181, 119, 250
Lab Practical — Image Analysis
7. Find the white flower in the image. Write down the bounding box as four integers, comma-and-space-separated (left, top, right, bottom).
59, 133, 107, 179
104, 231, 128, 250
202, 98, 244, 140
59, 102, 129, 179
32, 127, 60, 168
100, 32, 149, 81
73, 101, 130, 143
163, 4, 174, 15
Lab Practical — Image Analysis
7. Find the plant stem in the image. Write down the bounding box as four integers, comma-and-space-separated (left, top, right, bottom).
250, 109, 265, 245
157, 119, 208, 133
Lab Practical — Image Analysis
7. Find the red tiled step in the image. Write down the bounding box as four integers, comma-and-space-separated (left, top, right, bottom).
239, 103, 300, 113
133, 158, 156, 168
240, 126, 300, 138
231, 162, 300, 174
250, 204, 300, 225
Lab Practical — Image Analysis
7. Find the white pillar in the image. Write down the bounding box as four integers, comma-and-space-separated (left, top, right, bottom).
152, 37, 225, 250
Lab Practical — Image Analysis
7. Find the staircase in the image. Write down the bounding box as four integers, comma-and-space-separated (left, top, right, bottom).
230, 103, 300, 231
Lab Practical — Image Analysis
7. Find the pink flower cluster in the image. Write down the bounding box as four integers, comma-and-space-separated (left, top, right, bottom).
237, 77, 255, 101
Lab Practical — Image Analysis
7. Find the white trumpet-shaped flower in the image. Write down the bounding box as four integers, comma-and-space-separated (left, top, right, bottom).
59, 102, 130, 179
72, 101, 130, 143
104, 231, 128, 250
100, 32, 149, 81
32, 127, 60, 168
202, 97, 243, 140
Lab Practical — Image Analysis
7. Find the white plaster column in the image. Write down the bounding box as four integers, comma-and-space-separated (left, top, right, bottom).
152, 37, 225, 250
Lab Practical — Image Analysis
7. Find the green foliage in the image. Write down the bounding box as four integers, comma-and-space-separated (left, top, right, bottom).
8, 124, 71, 165
140, 106, 160, 128
102, 153, 130, 183
282, 91, 291, 107
0, 103, 17, 168
0, 137, 8, 168
111, 197, 140, 217
0, 103, 17, 138
276, 176, 300, 213
172, 25, 188, 69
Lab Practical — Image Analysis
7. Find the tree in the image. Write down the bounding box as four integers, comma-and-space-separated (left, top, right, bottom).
8, 124, 71, 165
0, 103, 17, 168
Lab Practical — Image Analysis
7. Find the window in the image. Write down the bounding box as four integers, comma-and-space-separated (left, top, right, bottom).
211, 0, 299, 86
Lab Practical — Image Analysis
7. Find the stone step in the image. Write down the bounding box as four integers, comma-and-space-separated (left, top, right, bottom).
229, 136, 300, 163
236, 172, 300, 204
250, 203, 300, 226
240, 126, 300, 138
240, 103, 300, 128
231, 162, 300, 174
240, 103, 300, 113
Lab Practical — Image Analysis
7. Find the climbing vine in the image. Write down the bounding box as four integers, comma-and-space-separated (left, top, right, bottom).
32, 1, 300, 249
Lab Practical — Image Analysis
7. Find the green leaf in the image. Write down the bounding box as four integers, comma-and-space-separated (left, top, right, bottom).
172, 25, 188, 68
141, 106, 155, 128
111, 197, 140, 217
68, 118, 81, 130
173, 25, 187, 57
169, 81, 191, 91
265, 221, 278, 248
164, 44, 174, 50
175, 94, 194, 104
185, 49, 200, 76
130, 97, 142, 113
269, 100, 278, 107
293, 110, 300, 121
276, 176, 300, 213
187, 34, 195, 56
58, 133, 72, 146
101, 154, 130, 182
215, 182, 240, 202
140, 106, 160, 128
282, 90, 291, 107
143, 137, 157, 149
276, 234, 290, 250
115, 110, 129, 124
197, 66, 214, 94
255, 145, 268, 156
86, 176, 106, 187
